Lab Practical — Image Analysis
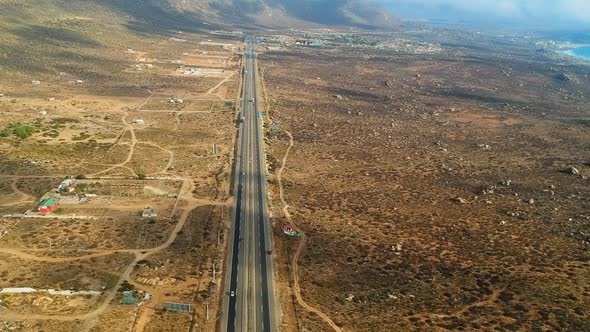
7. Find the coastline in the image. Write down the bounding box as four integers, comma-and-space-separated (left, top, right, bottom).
559, 45, 590, 61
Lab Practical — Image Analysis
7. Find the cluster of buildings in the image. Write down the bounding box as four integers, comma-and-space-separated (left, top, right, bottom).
36, 178, 82, 214
131, 63, 154, 72
294, 40, 325, 48
31, 178, 162, 220
375, 38, 442, 54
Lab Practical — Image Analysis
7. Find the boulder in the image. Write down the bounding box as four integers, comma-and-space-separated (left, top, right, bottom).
564, 166, 580, 175
452, 197, 467, 204
556, 73, 573, 82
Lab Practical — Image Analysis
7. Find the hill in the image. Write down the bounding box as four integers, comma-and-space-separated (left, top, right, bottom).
0, 0, 397, 33
232, 0, 399, 29
0, 0, 398, 78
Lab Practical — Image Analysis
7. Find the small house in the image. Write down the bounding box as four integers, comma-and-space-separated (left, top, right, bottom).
38, 197, 59, 214
282, 224, 302, 238
142, 207, 158, 219
58, 178, 76, 193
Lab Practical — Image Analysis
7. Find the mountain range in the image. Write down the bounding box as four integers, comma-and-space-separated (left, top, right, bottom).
0, 0, 398, 32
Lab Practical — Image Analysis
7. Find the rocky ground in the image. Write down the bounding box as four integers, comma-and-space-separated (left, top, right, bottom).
261, 32, 590, 331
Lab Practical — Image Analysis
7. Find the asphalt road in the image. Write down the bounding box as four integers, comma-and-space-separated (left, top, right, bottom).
222, 36, 277, 332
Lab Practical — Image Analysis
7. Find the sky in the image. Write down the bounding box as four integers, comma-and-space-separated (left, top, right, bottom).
380, 0, 590, 30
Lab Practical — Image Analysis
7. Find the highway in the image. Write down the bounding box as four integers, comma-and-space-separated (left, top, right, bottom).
221, 35, 277, 332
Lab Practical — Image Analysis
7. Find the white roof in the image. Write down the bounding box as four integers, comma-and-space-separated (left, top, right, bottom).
1, 287, 37, 293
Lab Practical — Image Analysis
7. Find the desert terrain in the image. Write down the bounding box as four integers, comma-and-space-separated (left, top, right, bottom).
260, 31, 590, 331
1, 1, 590, 331
0, 9, 242, 330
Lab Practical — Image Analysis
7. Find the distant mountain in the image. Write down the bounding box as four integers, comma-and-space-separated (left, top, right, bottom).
0, 0, 398, 77
119, 0, 400, 30
237, 0, 400, 29
0, 0, 398, 32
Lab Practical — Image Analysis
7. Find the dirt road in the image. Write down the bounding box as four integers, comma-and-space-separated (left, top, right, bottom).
276, 131, 342, 332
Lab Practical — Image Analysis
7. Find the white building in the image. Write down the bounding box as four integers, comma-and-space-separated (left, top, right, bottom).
142, 208, 158, 219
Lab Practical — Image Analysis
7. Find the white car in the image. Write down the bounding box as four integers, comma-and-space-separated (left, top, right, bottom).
230, 291, 235, 297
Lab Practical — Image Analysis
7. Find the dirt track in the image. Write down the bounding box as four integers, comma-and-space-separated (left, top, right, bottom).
0, 181, 35, 207
89, 111, 138, 178
276, 130, 341, 332
0, 71, 233, 331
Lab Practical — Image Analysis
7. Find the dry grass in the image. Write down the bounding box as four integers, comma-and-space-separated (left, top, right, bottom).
262, 32, 590, 331
0, 8, 240, 328
0, 253, 133, 290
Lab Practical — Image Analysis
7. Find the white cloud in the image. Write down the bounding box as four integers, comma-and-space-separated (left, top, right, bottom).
384, 0, 590, 25
561, 0, 590, 21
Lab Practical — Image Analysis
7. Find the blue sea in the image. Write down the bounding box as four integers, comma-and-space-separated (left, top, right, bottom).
562, 46, 590, 61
